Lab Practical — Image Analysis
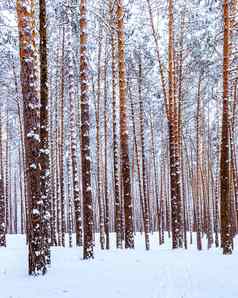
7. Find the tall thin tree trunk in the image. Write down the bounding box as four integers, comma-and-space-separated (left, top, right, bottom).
220, 0, 232, 255
80, 0, 94, 259
39, 0, 51, 264
111, 25, 122, 249
66, 7, 83, 247
116, 0, 134, 249
17, 0, 47, 275
0, 109, 6, 247
138, 58, 150, 250
59, 26, 66, 247
168, 0, 181, 249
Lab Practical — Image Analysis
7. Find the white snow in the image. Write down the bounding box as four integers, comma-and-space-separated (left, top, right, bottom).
1, 234, 238, 298
32, 209, 40, 216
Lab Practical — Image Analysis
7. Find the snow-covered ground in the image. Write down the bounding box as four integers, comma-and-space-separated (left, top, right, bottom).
1, 234, 237, 298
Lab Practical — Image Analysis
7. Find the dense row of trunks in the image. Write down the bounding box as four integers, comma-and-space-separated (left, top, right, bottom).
0, 0, 237, 275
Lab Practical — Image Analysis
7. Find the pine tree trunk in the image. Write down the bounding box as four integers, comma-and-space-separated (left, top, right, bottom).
116, 0, 134, 249
39, 0, 51, 264
59, 26, 66, 247
67, 7, 83, 247
80, 0, 94, 259
96, 32, 105, 250
0, 109, 6, 247
220, 0, 232, 255
104, 57, 110, 250
16, 0, 47, 275
111, 27, 122, 249
168, 0, 181, 249
138, 59, 150, 250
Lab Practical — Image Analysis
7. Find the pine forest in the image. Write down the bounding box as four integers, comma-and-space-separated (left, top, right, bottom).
0, 0, 238, 297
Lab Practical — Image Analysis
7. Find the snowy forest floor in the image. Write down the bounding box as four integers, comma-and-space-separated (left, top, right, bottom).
1, 234, 238, 298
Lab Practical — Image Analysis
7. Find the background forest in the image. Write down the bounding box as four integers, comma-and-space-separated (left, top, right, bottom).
0, 0, 237, 286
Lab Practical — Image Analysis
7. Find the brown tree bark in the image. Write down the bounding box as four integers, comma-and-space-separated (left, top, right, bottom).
17, 0, 47, 275
80, 0, 94, 259
96, 29, 105, 250
103, 55, 110, 250
66, 7, 83, 247
138, 58, 150, 250
195, 74, 203, 251
59, 25, 66, 247
167, 0, 182, 249
111, 26, 122, 249
0, 109, 6, 247
116, 0, 134, 249
39, 0, 51, 264
220, 0, 233, 255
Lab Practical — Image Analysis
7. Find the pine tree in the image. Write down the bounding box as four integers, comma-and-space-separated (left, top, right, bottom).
110, 9, 122, 248
220, 0, 233, 255
16, 0, 47, 275
168, 0, 181, 249
0, 109, 6, 247
66, 4, 83, 247
80, 0, 94, 259
39, 0, 51, 264
116, 0, 134, 249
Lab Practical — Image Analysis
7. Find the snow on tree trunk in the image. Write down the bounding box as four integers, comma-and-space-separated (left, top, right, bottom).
116, 0, 134, 249
16, 0, 47, 275
0, 110, 6, 247
66, 5, 83, 247
167, 0, 182, 249
110, 11, 122, 248
39, 0, 51, 265
80, 0, 94, 259
220, 0, 233, 255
